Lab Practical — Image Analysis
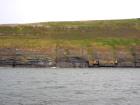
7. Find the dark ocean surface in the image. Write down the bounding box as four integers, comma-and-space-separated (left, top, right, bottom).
0, 68, 140, 105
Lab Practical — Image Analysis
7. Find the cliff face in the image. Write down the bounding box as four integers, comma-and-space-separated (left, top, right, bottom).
0, 19, 140, 67
0, 46, 140, 68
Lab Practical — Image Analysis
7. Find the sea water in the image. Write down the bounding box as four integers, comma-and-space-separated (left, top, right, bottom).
0, 68, 140, 105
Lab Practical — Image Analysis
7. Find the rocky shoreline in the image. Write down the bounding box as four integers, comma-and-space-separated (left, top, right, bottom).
0, 46, 140, 68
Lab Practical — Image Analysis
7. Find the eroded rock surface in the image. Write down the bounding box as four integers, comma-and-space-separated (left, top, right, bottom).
0, 46, 140, 68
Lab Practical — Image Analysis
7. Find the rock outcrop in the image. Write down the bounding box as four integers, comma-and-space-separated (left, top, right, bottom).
0, 46, 140, 68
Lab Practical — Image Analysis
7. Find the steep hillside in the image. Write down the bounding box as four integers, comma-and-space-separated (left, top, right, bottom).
0, 19, 140, 48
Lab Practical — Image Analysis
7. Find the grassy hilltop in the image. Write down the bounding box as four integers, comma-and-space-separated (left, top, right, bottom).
0, 18, 140, 49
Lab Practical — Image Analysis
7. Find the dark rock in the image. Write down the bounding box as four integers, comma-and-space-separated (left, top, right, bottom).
56, 56, 89, 68
117, 62, 135, 67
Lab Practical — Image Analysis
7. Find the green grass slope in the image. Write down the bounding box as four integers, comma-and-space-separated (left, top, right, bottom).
0, 19, 140, 49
